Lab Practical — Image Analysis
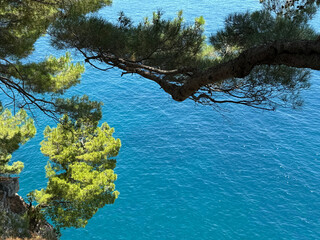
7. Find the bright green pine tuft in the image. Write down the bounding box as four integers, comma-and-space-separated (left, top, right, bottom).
30, 115, 120, 229
8, 53, 85, 94
0, 108, 36, 175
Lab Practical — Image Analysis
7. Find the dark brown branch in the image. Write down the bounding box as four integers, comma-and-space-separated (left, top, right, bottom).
170, 39, 320, 101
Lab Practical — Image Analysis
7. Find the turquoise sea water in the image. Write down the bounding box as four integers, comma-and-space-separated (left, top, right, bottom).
12, 1, 320, 239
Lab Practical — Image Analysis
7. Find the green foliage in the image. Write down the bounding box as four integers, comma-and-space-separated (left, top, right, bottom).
0, 0, 111, 117
7, 53, 84, 94
30, 115, 120, 229
0, 0, 112, 59
50, 10, 206, 70
55, 95, 102, 125
0, 0, 56, 58
210, 10, 316, 59
0, 108, 36, 175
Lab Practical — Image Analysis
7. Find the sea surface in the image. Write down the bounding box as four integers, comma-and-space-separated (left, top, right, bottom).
12, 1, 320, 239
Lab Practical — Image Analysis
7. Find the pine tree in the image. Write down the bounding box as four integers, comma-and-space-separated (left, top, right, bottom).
30, 115, 120, 229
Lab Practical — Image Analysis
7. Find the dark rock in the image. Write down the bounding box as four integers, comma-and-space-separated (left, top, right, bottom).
8, 194, 28, 214
0, 177, 57, 239
0, 177, 19, 197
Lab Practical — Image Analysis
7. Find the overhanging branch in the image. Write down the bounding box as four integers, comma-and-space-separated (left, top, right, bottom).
171, 39, 320, 101
78, 39, 320, 108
